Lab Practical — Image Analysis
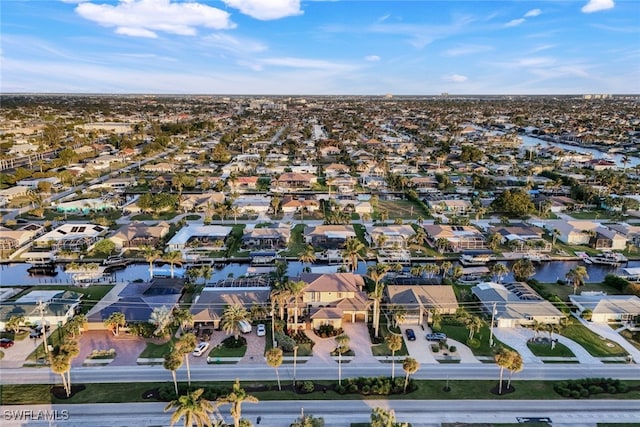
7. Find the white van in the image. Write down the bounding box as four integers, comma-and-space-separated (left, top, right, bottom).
238, 320, 252, 334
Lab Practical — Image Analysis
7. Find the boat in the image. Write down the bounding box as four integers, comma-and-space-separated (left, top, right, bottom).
576, 252, 592, 264
27, 262, 58, 276
459, 253, 493, 266
458, 266, 490, 285
589, 252, 627, 266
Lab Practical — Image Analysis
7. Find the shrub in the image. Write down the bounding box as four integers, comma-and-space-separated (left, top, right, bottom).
570, 390, 580, 399
335, 385, 346, 394
431, 344, 439, 352
222, 336, 246, 349
449, 345, 457, 352
275, 332, 297, 352
467, 338, 480, 348
301, 381, 315, 393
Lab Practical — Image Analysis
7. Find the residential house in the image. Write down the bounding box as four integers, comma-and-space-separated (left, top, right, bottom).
290, 273, 370, 330
0, 290, 82, 331
569, 292, 640, 324
324, 163, 350, 177
189, 286, 271, 331
386, 285, 459, 326
423, 225, 486, 252
0, 224, 45, 251
471, 282, 564, 327
180, 192, 226, 213
86, 278, 184, 329
273, 173, 317, 192
33, 223, 107, 252
545, 220, 626, 250
242, 224, 291, 250
0, 186, 30, 206
366, 225, 416, 249
428, 199, 472, 215
55, 197, 118, 215
409, 176, 439, 194
228, 176, 259, 193
233, 195, 271, 215
304, 225, 356, 250
281, 197, 320, 214
140, 162, 174, 173
166, 224, 232, 252
488, 223, 552, 253
108, 222, 170, 251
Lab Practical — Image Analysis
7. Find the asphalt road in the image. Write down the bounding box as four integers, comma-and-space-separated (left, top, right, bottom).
2, 400, 639, 427
2, 363, 640, 385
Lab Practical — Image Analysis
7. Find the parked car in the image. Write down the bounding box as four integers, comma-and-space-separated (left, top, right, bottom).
239, 320, 252, 334
192, 342, 210, 357
29, 330, 43, 339
405, 328, 416, 341
0, 338, 14, 348
256, 324, 266, 337
426, 333, 447, 342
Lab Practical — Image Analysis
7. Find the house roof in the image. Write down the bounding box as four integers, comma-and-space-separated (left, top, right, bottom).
189, 287, 271, 323
296, 273, 364, 292
386, 285, 459, 312
570, 294, 640, 315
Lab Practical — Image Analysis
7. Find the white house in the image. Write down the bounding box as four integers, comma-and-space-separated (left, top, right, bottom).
569, 292, 640, 324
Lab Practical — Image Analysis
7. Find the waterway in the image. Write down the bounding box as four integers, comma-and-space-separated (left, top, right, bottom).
519, 134, 640, 168
0, 259, 635, 287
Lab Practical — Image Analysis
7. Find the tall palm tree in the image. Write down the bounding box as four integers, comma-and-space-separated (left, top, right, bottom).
229, 206, 241, 225
220, 305, 250, 340
489, 263, 510, 283
298, 244, 316, 272
200, 264, 213, 285
402, 357, 419, 393
175, 333, 197, 387
49, 351, 71, 397
386, 334, 403, 379
511, 258, 535, 281
141, 245, 160, 279
423, 263, 439, 279
440, 261, 452, 279
173, 308, 194, 332
343, 237, 365, 272
216, 379, 259, 427
163, 250, 183, 278
367, 263, 390, 338
150, 305, 174, 338
270, 286, 290, 321
286, 280, 307, 329
507, 351, 524, 391
164, 388, 216, 427
335, 333, 350, 386
495, 347, 515, 395
566, 266, 589, 295
265, 347, 283, 391
465, 315, 483, 341
164, 351, 183, 397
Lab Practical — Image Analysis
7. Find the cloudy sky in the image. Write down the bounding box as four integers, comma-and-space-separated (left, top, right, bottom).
2, 0, 638, 94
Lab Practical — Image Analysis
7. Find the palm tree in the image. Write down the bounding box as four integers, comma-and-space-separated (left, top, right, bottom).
173, 308, 194, 332
164, 351, 183, 397
489, 263, 510, 283
506, 351, 524, 391
216, 378, 259, 427
270, 286, 290, 321
367, 263, 390, 338
150, 305, 174, 338
104, 312, 126, 336
298, 244, 316, 271
495, 347, 515, 395
429, 309, 442, 330
566, 266, 589, 295
49, 351, 72, 397
229, 206, 241, 225
532, 320, 544, 338
435, 238, 449, 253
386, 334, 403, 379
200, 264, 213, 285
371, 407, 404, 427
551, 228, 560, 246
402, 357, 419, 393
423, 263, 439, 279
220, 305, 250, 340
343, 237, 365, 272
465, 315, 483, 341
265, 347, 283, 391
141, 245, 160, 279
64, 314, 87, 339
164, 388, 216, 427
440, 261, 452, 279
487, 233, 502, 251
175, 333, 197, 387
511, 258, 535, 281
163, 250, 183, 279
286, 280, 307, 329
335, 333, 350, 386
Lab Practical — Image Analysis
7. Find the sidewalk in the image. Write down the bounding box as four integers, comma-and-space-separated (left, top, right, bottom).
572, 314, 640, 363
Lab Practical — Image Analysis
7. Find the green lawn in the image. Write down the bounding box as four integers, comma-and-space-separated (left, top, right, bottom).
569, 211, 616, 220
130, 211, 179, 221
620, 330, 640, 351
208, 343, 247, 358
527, 341, 576, 358
353, 223, 369, 247
4, 379, 640, 405
436, 324, 511, 357
139, 338, 176, 359
376, 200, 429, 220
281, 224, 306, 256
559, 321, 628, 357
534, 282, 623, 301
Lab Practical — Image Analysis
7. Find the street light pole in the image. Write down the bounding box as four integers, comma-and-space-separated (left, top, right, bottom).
489, 301, 497, 347
293, 345, 298, 387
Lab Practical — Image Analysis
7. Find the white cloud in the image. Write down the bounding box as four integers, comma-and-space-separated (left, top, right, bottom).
582, 0, 615, 13
221, 0, 302, 20
443, 44, 493, 57
505, 18, 526, 27
524, 9, 542, 18
261, 57, 357, 72
202, 33, 267, 54
443, 74, 468, 83
365, 55, 380, 62
75, 0, 235, 38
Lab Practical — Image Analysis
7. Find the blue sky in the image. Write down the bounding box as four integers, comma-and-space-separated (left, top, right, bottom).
2, 0, 639, 94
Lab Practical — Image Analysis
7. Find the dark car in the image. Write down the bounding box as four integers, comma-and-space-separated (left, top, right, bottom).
29, 329, 43, 339
405, 328, 416, 341
0, 338, 14, 348
426, 332, 447, 342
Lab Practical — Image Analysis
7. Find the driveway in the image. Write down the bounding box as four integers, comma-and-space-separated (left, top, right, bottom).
572, 315, 640, 363
0, 332, 49, 368
303, 322, 377, 366
400, 324, 437, 364
73, 330, 146, 367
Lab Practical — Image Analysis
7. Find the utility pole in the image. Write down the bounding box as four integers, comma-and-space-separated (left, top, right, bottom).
37, 300, 49, 355
293, 345, 299, 387
489, 301, 497, 347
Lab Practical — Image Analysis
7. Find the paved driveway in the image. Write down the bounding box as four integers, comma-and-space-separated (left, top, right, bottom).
73, 330, 146, 367
0, 332, 47, 368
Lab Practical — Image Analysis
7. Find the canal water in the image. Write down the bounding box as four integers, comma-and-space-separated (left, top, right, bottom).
0, 259, 636, 287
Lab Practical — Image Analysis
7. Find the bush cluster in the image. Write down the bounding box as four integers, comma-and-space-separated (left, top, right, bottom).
314, 324, 343, 338
275, 332, 297, 352
222, 336, 246, 349
296, 380, 315, 393
289, 330, 313, 346
158, 383, 229, 401
127, 322, 155, 338
367, 324, 385, 344
554, 378, 629, 399
334, 376, 414, 395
